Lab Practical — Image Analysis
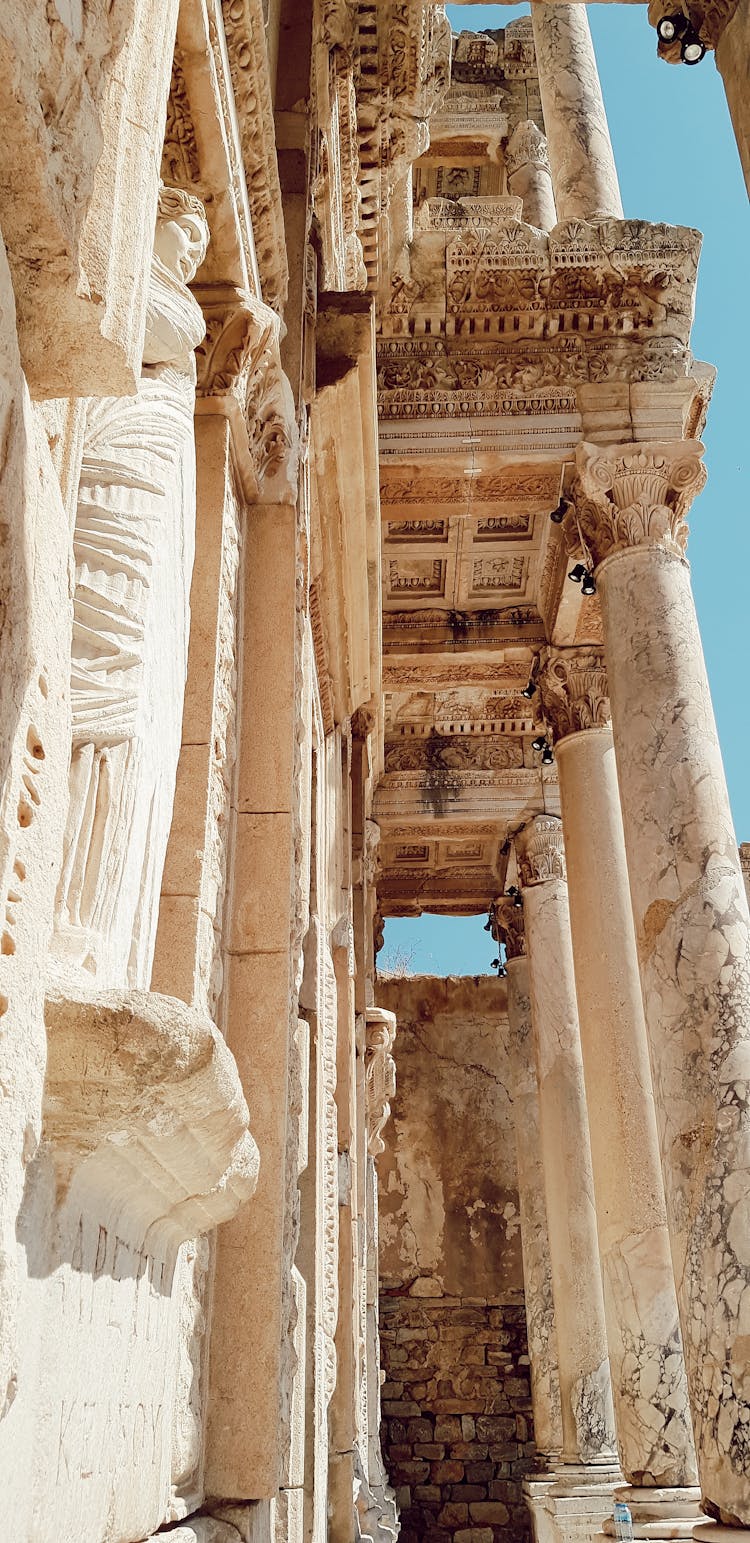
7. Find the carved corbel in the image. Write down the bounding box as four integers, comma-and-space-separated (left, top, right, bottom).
538, 647, 611, 743
574, 439, 707, 567
515, 815, 567, 888
194, 283, 300, 503
43, 990, 259, 1247
364, 1007, 397, 1156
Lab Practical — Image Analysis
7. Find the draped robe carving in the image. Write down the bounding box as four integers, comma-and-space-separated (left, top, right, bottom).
53, 190, 209, 988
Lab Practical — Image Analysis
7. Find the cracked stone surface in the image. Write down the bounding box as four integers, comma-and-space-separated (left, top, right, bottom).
599, 542, 750, 1527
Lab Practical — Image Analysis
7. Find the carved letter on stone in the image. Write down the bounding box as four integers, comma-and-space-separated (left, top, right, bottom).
53, 187, 210, 991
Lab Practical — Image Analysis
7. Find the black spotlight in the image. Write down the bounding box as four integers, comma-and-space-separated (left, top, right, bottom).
541, 744, 554, 766
581, 569, 597, 596
506, 885, 519, 897
483, 916, 493, 932
568, 562, 585, 584
531, 734, 546, 752
681, 25, 706, 60
521, 679, 537, 699
550, 497, 569, 525
513, 891, 523, 909
657, 12, 686, 40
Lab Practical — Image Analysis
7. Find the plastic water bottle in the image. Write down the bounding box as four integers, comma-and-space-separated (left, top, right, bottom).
614, 1500, 634, 1541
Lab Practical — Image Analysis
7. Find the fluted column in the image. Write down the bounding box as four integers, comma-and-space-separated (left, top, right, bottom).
515, 816, 619, 1500
573, 439, 750, 1534
494, 898, 563, 1464
505, 119, 557, 232
530, 3, 623, 222
539, 650, 702, 1539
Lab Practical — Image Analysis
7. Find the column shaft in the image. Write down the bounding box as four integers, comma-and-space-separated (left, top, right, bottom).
531, 3, 623, 221
520, 853, 617, 1466
556, 724, 699, 1518
507, 953, 564, 1463
597, 543, 750, 1527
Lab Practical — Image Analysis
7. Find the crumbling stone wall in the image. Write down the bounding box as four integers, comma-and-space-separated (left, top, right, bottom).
380, 1294, 534, 1543
376, 977, 535, 1543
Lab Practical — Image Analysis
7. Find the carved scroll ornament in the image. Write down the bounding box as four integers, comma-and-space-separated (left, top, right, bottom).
574, 439, 707, 567
538, 648, 611, 743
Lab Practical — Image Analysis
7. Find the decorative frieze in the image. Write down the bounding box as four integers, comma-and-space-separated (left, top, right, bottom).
515, 815, 567, 888
538, 647, 610, 743
574, 439, 707, 565
219, 0, 288, 312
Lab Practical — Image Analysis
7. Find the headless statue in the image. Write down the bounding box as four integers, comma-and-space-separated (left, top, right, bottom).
53, 186, 209, 989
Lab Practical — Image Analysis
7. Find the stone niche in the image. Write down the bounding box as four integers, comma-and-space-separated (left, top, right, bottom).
376, 975, 534, 1543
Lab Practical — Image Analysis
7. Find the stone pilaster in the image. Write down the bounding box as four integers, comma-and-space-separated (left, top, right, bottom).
505, 119, 557, 232
530, 3, 623, 222
515, 816, 620, 1537
494, 898, 564, 1473
539, 649, 702, 1538
575, 439, 750, 1532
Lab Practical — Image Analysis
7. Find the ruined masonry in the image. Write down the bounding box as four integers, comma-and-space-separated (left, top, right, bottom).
0, 3, 748, 1543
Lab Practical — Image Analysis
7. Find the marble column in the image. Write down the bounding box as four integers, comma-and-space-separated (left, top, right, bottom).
494, 898, 563, 1465
515, 816, 620, 1538
530, 3, 623, 222
539, 650, 702, 1539
505, 120, 558, 232
574, 439, 750, 1533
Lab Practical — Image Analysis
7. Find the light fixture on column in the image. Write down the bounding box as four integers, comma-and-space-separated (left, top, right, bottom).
681, 25, 706, 60
568, 562, 586, 584
550, 496, 570, 525
531, 734, 547, 752
656, 12, 686, 41
541, 743, 554, 766
581, 569, 597, 596
491, 956, 507, 977
522, 658, 540, 699
506, 884, 524, 911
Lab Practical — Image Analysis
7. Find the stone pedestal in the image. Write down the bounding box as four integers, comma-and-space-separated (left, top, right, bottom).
530, 3, 623, 221
530, 1464, 622, 1543
539, 652, 701, 1537
575, 439, 750, 1532
516, 817, 619, 1487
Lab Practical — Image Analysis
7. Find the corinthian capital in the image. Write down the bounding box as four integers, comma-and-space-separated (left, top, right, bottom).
538, 647, 610, 743
574, 439, 706, 567
515, 815, 566, 888
489, 896, 526, 959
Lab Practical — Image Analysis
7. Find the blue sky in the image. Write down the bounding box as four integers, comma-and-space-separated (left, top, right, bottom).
379, 3, 749, 977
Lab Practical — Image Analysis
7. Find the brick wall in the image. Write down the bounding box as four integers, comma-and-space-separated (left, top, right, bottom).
379, 1293, 535, 1543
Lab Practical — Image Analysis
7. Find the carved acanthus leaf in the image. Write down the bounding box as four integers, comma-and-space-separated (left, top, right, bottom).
365, 1007, 397, 1156
574, 439, 707, 566
489, 895, 525, 958
538, 648, 610, 743
515, 815, 566, 887
220, 0, 288, 312
505, 119, 550, 178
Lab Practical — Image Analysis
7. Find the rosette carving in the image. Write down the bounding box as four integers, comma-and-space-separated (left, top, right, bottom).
574, 439, 707, 566
515, 815, 567, 887
538, 648, 610, 743
489, 896, 526, 959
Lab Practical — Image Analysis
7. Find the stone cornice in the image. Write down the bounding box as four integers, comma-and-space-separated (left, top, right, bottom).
489, 895, 526, 958
573, 438, 707, 566
515, 815, 566, 887
538, 647, 610, 743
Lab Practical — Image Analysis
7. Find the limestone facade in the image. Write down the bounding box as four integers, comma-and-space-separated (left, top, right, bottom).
0, 5, 747, 1543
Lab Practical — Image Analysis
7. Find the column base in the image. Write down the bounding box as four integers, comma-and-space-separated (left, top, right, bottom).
696, 1530, 750, 1541
525, 1462, 621, 1543
597, 1486, 710, 1540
